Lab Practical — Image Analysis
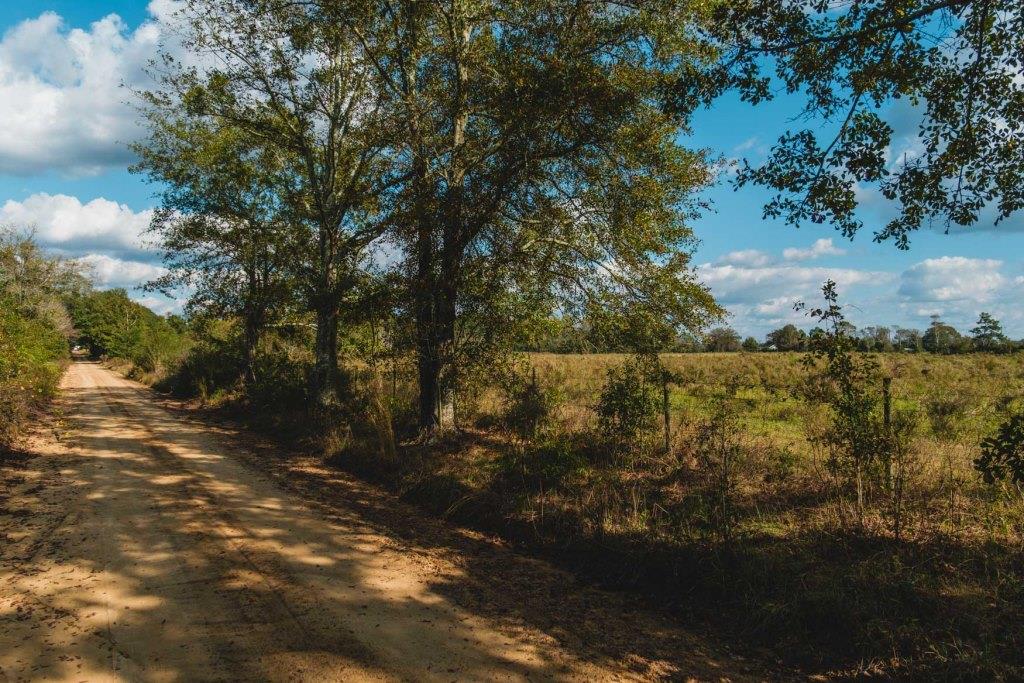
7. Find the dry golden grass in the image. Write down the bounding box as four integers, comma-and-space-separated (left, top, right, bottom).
347, 351, 1024, 678
153, 347, 1024, 677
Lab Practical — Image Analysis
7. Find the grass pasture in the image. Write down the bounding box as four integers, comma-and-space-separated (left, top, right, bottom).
144, 341, 1024, 677
334, 351, 1024, 678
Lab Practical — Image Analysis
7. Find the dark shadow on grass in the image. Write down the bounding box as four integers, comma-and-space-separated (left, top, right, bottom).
3, 362, 756, 681
145, 364, 1024, 679
319, 427, 1024, 679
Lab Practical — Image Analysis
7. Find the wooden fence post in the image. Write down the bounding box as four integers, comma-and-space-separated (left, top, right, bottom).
883, 376, 893, 491
883, 376, 892, 431
531, 367, 539, 437
662, 377, 671, 453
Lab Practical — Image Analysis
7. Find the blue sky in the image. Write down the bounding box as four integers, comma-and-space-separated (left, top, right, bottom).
2, 1, 1023, 338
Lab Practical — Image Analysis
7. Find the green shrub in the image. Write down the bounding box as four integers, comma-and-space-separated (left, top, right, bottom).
975, 411, 1024, 495
161, 334, 242, 399
762, 445, 799, 483
800, 281, 887, 523
596, 354, 663, 447
0, 299, 67, 446
692, 387, 744, 543
250, 344, 310, 408
68, 289, 185, 370
502, 368, 561, 439
131, 320, 187, 374
925, 392, 970, 439
497, 432, 589, 484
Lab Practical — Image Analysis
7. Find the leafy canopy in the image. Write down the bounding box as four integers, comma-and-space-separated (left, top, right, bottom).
689, 0, 1024, 247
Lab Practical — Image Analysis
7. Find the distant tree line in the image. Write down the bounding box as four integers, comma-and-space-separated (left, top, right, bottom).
0, 230, 187, 447
524, 311, 1022, 355
67, 289, 187, 373
707, 312, 1020, 354
0, 230, 79, 446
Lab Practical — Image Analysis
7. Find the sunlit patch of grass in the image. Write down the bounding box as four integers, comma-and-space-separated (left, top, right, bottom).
152, 346, 1024, 678
350, 351, 1024, 677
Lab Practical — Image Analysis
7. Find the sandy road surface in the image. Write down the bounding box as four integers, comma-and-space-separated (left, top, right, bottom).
0, 362, 760, 682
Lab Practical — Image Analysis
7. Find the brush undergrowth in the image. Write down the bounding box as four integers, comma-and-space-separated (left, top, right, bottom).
131, 333, 1024, 678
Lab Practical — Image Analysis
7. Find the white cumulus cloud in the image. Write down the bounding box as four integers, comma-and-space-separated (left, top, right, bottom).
783, 238, 846, 261
697, 247, 895, 336
716, 248, 773, 267
698, 262, 891, 305
0, 3, 186, 176
75, 253, 166, 290
898, 257, 1005, 303
0, 192, 154, 260
132, 294, 180, 316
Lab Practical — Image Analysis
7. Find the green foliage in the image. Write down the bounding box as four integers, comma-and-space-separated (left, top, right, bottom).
519, 316, 591, 354
248, 340, 311, 410
856, 326, 893, 353
131, 109, 296, 387
766, 324, 806, 351
502, 367, 561, 440
800, 281, 887, 521
142, 0, 395, 412
159, 318, 242, 398
68, 289, 186, 373
926, 393, 970, 440
971, 312, 1009, 353
596, 355, 664, 447
922, 316, 964, 354
741, 336, 760, 352
0, 299, 66, 445
882, 406, 922, 541
975, 412, 1024, 494
0, 230, 78, 445
141, 0, 715, 424
692, 382, 744, 543
701, 0, 1024, 247
160, 317, 312, 414
704, 327, 741, 352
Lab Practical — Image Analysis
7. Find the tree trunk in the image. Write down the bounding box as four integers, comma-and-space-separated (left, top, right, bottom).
408, 0, 466, 437
242, 312, 259, 387
416, 334, 440, 432
436, 280, 457, 429
415, 10, 468, 436
311, 300, 340, 419
414, 203, 439, 433
414, 248, 458, 436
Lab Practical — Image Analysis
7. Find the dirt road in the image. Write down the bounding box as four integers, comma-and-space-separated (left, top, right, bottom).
0, 362, 758, 682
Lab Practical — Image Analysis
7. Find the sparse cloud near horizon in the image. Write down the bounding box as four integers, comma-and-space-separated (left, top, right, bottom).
76, 253, 167, 290
698, 241, 1024, 338
898, 257, 1005, 303
782, 238, 845, 261
0, 192, 156, 260
0, 190, 175, 308
698, 242, 893, 334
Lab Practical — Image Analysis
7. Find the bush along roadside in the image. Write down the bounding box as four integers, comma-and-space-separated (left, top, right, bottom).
0, 231, 84, 449
0, 297, 67, 448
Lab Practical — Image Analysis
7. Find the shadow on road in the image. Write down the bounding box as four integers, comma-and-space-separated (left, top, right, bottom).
0, 362, 753, 681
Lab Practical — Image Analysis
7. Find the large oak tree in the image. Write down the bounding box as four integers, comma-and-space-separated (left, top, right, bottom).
145, 0, 400, 414
133, 120, 296, 385
337, 0, 722, 432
